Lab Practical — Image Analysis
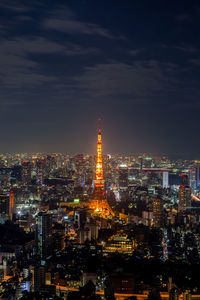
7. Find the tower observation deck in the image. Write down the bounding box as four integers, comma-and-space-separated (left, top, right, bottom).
90, 119, 114, 218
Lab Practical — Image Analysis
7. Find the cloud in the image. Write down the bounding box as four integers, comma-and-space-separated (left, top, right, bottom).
1, 37, 66, 55
44, 18, 114, 38
0, 0, 32, 12
0, 36, 98, 88
0, 0, 44, 12
1, 36, 98, 56
189, 58, 200, 66
16, 15, 33, 21
43, 8, 123, 39
162, 44, 199, 53
0, 99, 25, 111
72, 60, 178, 102
0, 38, 59, 88
0, 53, 57, 88
175, 14, 193, 22
129, 50, 142, 56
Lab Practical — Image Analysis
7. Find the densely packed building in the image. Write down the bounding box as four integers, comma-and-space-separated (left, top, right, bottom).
1, 130, 200, 299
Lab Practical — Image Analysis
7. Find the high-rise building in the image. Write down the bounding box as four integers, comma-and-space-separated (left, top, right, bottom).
0, 194, 9, 223
11, 165, 22, 183
0, 191, 15, 222
36, 160, 45, 185
181, 174, 189, 186
0, 168, 13, 187
118, 165, 128, 190
33, 265, 45, 292
162, 171, 169, 189
189, 169, 196, 191
178, 185, 191, 212
22, 161, 31, 185
37, 212, 52, 258
45, 155, 56, 177
153, 197, 163, 227
169, 288, 179, 300
178, 175, 191, 212
195, 163, 200, 188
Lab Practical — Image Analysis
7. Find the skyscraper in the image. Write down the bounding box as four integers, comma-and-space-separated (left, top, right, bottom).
162, 171, 169, 189
37, 212, 52, 258
36, 160, 45, 185
118, 165, 128, 190
178, 175, 191, 212
195, 163, 200, 188
153, 197, 163, 227
0, 194, 9, 223
189, 169, 196, 191
22, 161, 31, 185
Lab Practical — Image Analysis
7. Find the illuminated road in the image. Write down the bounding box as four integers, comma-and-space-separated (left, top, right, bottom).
192, 194, 200, 202
55, 285, 200, 300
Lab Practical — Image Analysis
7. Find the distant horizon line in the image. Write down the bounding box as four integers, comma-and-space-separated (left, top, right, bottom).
0, 151, 199, 160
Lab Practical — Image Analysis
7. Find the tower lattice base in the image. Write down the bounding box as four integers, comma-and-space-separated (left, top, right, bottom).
90, 188, 114, 218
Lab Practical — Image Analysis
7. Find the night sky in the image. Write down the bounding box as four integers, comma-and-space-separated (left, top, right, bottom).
0, 0, 200, 157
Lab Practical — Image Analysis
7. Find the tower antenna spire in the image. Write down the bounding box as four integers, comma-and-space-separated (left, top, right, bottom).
98, 117, 102, 134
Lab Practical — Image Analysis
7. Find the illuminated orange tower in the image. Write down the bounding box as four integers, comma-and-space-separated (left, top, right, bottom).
94, 118, 104, 188
90, 119, 114, 217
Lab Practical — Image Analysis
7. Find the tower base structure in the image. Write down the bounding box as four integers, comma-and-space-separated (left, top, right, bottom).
90, 188, 114, 218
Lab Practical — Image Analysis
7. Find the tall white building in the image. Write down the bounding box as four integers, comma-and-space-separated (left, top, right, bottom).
162, 171, 168, 188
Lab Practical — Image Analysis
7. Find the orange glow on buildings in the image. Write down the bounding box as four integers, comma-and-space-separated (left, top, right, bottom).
9, 190, 14, 221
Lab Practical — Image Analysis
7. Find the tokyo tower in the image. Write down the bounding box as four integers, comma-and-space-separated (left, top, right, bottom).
90, 119, 114, 218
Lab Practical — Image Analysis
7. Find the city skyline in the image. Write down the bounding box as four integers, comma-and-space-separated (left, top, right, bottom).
0, 0, 200, 157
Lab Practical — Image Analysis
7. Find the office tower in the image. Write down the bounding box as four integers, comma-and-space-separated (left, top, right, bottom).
0, 194, 9, 223
195, 163, 200, 188
118, 165, 128, 190
74, 209, 87, 229
74, 155, 85, 187
90, 119, 114, 218
22, 161, 31, 185
11, 165, 22, 183
144, 157, 152, 168
79, 228, 91, 243
178, 186, 191, 212
178, 175, 191, 212
87, 223, 99, 240
36, 160, 45, 185
9, 190, 14, 221
162, 171, 169, 188
37, 212, 52, 258
189, 169, 196, 191
153, 197, 163, 227
139, 157, 143, 170
45, 155, 56, 177
183, 290, 191, 300
0, 168, 14, 187
169, 288, 179, 300
181, 174, 189, 186
33, 265, 45, 292
75, 154, 84, 172
0, 174, 10, 187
